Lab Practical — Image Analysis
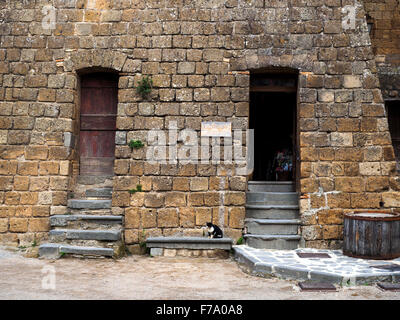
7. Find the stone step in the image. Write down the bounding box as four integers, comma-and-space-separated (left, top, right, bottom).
50, 215, 123, 230
146, 237, 233, 250
85, 188, 113, 198
47, 239, 123, 249
67, 199, 112, 210
245, 204, 299, 219
248, 181, 295, 192
39, 243, 114, 259
49, 229, 121, 242
68, 209, 113, 216
245, 218, 301, 235
246, 192, 298, 205
243, 234, 301, 250
77, 175, 113, 185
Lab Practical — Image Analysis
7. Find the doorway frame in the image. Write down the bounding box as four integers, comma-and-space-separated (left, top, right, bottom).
249, 68, 300, 190
385, 99, 400, 173
76, 68, 119, 177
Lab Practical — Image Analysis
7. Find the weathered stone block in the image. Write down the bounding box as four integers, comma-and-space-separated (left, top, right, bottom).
343, 75, 361, 88
188, 193, 204, 206
112, 191, 130, 207
179, 207, 195, 227
350, 193, 381, 208
302, 225, 323, 241
165, 192, 186, 207
327, 192, 351, 208
195, 207, 212, 226
144, 193, 164, 208
141, 208, 157, 228
158, 208, 178, 227
317, 209, 343, 225
49, 177, 69, 191
335, 177, 365, 192
224, 192, 246, 206
28, 218, 49, 232
125, 229, 139, 244
330, 132, 353, 147
9, 218, 28, 232
229, 207, 245, 228
125, 208, 140, 229
13, 176, 29, 191
190, 177, 208, 191
172, 177, 190, 191
0, 219, 8, 233
300, 178, 319, 193
382, 192, 400, 208
359, 162, 381, 176
322, 225, 342, 240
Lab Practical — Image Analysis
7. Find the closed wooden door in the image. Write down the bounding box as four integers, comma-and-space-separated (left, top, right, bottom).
79, 73, 118, 175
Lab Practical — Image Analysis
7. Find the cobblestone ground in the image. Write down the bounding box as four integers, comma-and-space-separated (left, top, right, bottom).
0, 247, 399, 300
234, 246, 400, 285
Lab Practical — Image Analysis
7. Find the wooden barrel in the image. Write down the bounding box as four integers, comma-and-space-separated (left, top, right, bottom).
343, 212, 400, 260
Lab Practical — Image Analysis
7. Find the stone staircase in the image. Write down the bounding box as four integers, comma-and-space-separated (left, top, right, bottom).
243, 181, 302, 250
39, 176, 124, 259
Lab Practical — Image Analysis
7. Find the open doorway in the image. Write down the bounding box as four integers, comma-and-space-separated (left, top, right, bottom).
249, 72, 298, 182
386, 100, 400, 172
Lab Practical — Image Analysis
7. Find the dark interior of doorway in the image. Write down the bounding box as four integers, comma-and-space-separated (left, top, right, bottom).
250, 90, 297, 181
386, 100, 400, 171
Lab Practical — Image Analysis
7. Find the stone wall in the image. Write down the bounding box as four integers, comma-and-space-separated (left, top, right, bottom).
0, 0, 398, 250
363, 0, 400, 100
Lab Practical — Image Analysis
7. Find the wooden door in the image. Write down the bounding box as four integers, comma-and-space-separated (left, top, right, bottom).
79, 73, 118, 175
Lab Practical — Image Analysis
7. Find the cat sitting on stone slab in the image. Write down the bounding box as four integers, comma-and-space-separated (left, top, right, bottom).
205, 222, 223, 238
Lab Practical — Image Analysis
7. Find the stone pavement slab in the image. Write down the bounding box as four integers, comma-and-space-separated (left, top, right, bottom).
233, 245, 400, 286
377, 282, 400, 291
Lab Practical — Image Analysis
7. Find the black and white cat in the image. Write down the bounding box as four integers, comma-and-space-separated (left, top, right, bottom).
206, 222, 223, 238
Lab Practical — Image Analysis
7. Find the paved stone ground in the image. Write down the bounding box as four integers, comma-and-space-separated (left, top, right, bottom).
234, 245, 400, 285
1, 246, 400, 300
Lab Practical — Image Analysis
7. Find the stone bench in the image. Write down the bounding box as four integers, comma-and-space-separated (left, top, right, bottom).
146, 237, 233, 258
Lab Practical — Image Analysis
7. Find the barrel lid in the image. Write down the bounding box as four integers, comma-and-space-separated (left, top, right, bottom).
345, 212, 400, 221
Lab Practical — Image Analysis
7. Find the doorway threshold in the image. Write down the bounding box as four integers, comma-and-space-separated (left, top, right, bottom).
249, 181, 294, 184
247, 181, 295, 192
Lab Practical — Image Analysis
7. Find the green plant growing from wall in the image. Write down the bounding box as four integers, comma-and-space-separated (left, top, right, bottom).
136, 76, 153, 99
236, 236, 244, 245
139, 230, 151, 255
128, 139, 144, 150
129, 184, 142, 194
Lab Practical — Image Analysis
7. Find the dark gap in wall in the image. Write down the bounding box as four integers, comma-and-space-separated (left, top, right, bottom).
386, 100, 400, 171
249, 73, 297, 182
